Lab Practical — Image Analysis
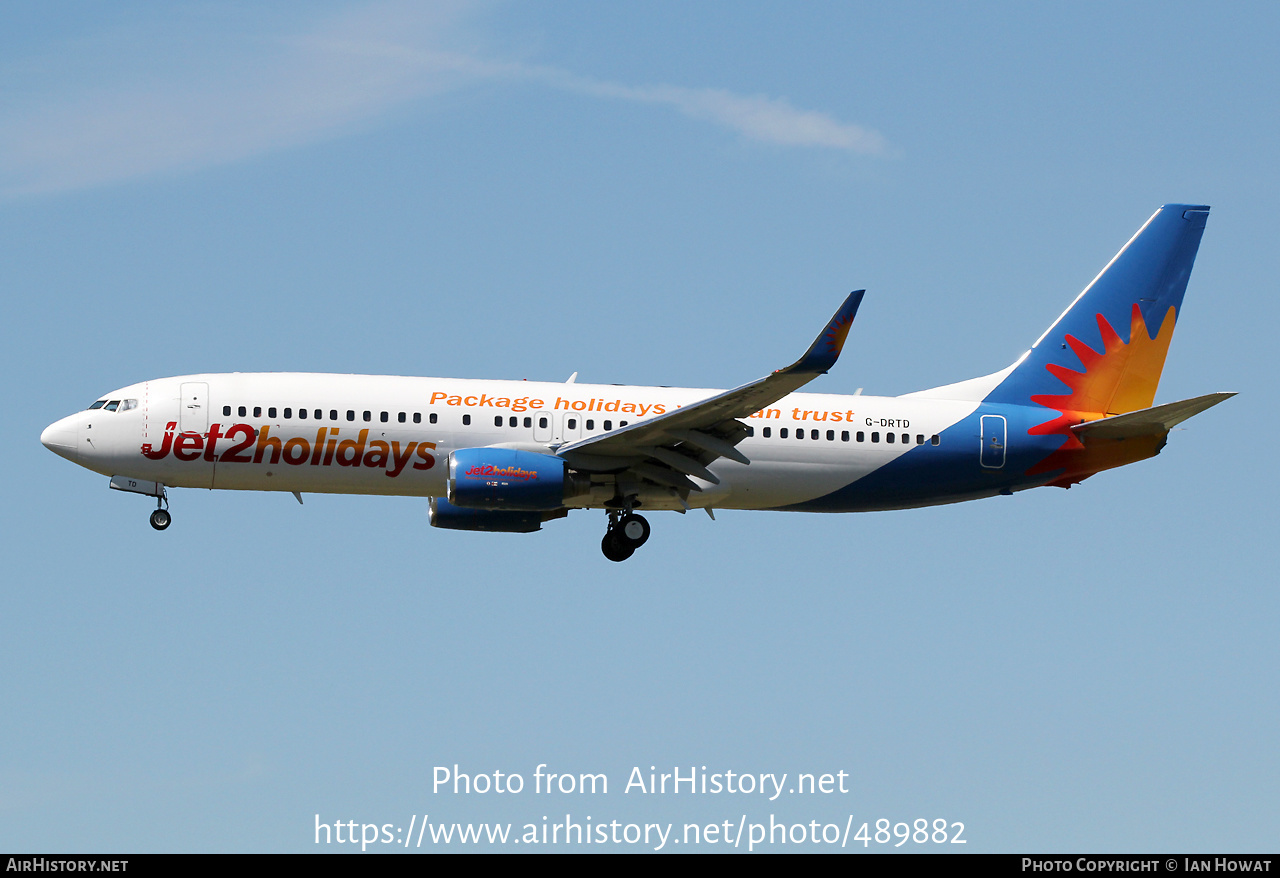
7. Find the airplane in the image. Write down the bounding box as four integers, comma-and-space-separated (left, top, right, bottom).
41, 204, 1232, 561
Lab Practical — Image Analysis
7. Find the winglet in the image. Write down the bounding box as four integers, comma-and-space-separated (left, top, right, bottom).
790, 289, 865, 375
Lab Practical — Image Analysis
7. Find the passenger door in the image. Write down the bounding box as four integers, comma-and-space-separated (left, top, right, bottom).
179, 382, 209, 434
980, 415, 1006, 469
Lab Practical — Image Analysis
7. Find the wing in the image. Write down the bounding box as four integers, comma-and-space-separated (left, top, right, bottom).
555, 290, 865, 502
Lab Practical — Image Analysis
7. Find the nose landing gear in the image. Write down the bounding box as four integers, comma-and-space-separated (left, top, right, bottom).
109, 476, 171, 531
148, 487, 172, 531
601, 510, 650, 562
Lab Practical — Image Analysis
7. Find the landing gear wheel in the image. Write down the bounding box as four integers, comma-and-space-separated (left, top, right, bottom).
150, 508, 171, 531
601, 531, 634, 562
618, 513, 650, 547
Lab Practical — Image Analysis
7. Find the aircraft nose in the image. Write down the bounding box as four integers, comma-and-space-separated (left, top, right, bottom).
41, 416, 79, 462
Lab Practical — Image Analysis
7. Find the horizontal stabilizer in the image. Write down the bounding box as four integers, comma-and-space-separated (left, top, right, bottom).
1070, 392, 1235, 441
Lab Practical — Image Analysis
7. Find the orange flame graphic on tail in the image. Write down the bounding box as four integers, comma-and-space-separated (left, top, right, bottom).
1028, 305, 1177, 485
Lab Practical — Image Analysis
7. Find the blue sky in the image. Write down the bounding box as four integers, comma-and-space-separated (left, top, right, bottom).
3, 1, 1277, 853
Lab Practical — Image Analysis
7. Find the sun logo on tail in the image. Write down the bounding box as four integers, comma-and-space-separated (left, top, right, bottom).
1027, 304, 1177, 483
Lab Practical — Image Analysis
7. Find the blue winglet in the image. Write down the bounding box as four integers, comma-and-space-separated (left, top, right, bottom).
791, 289, 865, 374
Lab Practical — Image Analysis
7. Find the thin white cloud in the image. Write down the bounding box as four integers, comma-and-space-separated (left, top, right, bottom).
534, 72, 890, 154
0, 2, 893, 197
0, 4, 472, 195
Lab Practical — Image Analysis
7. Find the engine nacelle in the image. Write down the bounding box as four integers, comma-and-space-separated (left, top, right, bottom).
446, 448, 589, 511
428, 497, 557, 533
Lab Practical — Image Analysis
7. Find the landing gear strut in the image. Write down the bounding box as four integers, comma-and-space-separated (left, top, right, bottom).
601, 510, 650, 562
149, 489, 171, 531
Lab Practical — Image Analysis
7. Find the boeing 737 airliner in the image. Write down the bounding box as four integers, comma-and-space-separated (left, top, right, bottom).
41, 204, 1232, 560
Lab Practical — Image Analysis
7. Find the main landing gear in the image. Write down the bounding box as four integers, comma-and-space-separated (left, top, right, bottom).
601, 510, 650, 562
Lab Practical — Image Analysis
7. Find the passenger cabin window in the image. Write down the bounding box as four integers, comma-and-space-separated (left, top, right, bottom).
363, 411, 371, 422
254, 406, 262, 418
511, 417, 519, 427
780, 428, 789, 439
827, 430, 835, 441
380, 412, 389, 423
523, 417, 531, 428
494, 416, 504, 427
223, 406, 232, 416
268, 407, 277, 418
538, 416, 548, 429
603, 420, 612, 431
238, 406, 247, 417
398, 412, 406, 423
931, 435, 940, 446
763, 427, 772, 438
841, 431, 850, 441
346, 410, 355, 421
462, 414, 471, 426
887, 433, 894, 444
297, 409, 307, 420
284, 408, 292, 419
586, 419, 595, 430
857, 431, 865, 442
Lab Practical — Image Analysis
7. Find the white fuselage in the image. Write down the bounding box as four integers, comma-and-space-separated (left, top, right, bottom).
42, 372, 983, 512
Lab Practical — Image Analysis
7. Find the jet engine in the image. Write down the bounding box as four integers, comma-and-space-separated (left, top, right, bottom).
445, 448, 591, 510
428, 496, 567, 533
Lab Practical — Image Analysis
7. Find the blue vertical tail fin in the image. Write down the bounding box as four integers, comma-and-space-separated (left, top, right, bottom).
980, 204, 1209, 414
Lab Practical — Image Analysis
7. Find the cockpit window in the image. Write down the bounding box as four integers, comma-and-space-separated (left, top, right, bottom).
104, 400, 121, 412
88, 400, 107, 410
119, 399, 138, 412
